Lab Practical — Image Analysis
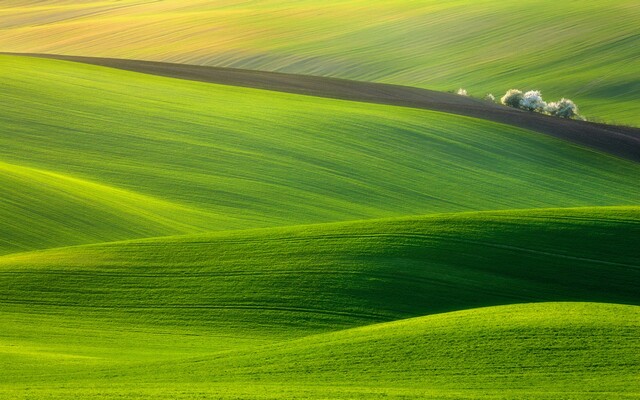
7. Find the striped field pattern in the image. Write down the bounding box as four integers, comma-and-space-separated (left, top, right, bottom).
1, 0, 638, 124
0, 38, 639, 399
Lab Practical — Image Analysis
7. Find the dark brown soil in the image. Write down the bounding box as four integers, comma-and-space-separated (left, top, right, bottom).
7, 53, 640, 162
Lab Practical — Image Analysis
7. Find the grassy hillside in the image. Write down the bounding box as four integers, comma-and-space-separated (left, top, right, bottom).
2, 55, 640, 254
1, 207, 639, 396
0, 160, 219, 254
162, 302, 639, 400
2, 206, 639, 336
3, 303, 637, 399
1, 1, 638, 125
2, 4, 638, 399
2, 206, 639, 397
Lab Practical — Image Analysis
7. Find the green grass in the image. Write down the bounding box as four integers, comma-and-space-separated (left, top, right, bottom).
1, 49, 638, 397
0, 160, 217, 253
1, 207, 639, 398
159, 302, 640, 399
1, 0, 638, 124
2, 55, 640, 254
3, 303, 638, 399
6, 303, 638, 400
2, 206, 639, 334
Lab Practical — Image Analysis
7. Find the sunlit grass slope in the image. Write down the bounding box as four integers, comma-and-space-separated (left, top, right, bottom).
153, 303, 639, 400
2, 301, 638, 399
2, 206, 638, 351
0, 161, 218, 254
2, 55, 640, 254
1, 207, 639, 398
1, 1, 638, 124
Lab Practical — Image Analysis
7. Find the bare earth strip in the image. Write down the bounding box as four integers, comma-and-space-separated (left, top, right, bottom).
7, 53, 640, 162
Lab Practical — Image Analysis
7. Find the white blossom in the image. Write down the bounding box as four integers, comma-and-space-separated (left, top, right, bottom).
501, 89, 523, 108
546, 98, 579, 119
520, 90, 547, 112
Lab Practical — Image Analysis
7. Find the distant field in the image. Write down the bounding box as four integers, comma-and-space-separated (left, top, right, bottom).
1, 208, 639, 398
0, 0, 638, 125
12, 53, 638, 162
2, 55, 640, 255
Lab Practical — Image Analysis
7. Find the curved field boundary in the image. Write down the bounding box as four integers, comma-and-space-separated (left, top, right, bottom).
2, 206, 639, 334
6, 52, 640, 162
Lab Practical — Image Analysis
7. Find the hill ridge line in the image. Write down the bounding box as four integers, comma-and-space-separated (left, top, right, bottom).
0, 159, 216, 221
4, 52, 639, 162
1, 205, 637, 261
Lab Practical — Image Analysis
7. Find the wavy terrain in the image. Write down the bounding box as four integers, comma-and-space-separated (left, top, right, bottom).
1, 27, 638, 399
167, 302, 639, 399
1, 208, 639, 398
2, 55, 640, 255
0, 0, 637, 125
2, 206, 639, 331
2, 303, 637, 400
8, 53, 640, 162
0, 160, 216, 254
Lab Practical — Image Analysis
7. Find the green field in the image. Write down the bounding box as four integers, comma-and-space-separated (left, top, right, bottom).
2, 208, 639, 399
1, 0, 638, 125
1, 52, 639, 398
2, 55, 640, 254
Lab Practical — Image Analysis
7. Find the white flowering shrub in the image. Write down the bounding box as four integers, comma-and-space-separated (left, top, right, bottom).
546, 98, 579, 119
456, 88, 468, 96
501, 89, 523, 108
519, 90, 547, 112
484, 93, 496, 102
545, 102, 560, 115
496, 88, 584, 120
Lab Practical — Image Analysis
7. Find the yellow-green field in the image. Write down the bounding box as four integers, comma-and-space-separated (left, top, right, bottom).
2, 56, 640, 255
1, 0, 638, 124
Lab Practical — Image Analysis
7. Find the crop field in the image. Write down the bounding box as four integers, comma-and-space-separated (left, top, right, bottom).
2, 56, 640, 254
1, 3, 639, 399
2, 207, 639, 399
0, 0, 638, 125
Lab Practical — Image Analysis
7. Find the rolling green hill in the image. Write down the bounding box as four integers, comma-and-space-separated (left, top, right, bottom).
1, 28, 639, 398
2, 207, 639, 334
164, 302, 640, 400
1, 207, 639, 398
1, 0, 638, 124
2, 55, 640, 254
0, 160, 217, 254
3, 303, 636, 399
